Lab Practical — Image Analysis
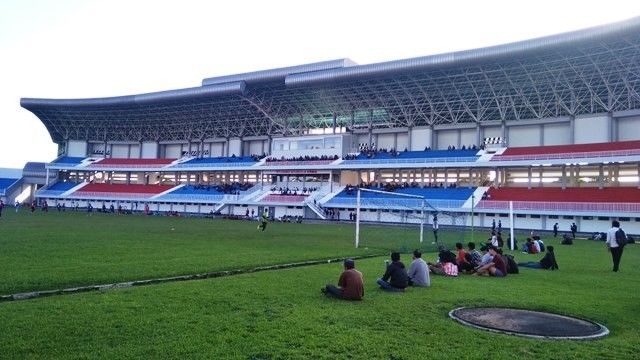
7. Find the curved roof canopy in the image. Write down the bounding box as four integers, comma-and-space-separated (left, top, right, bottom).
22, 17, 640, 143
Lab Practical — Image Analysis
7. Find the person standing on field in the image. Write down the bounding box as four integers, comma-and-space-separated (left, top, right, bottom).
606, 220, 626, 272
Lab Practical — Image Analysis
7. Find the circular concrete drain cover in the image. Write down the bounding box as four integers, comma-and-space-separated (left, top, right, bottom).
449, 307, 609, 340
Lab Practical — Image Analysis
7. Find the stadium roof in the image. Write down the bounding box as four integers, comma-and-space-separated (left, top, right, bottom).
22, 17, 640, 143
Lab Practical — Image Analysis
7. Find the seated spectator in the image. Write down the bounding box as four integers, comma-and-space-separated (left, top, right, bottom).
522, 238, 538, 254
519, 246, 559, 270
376, 252, 409, 292
407, 250, 430, 287
476, 245, 493, 268
561, 233, 573, 245
455, 242, 474, 273
474, 245, 507, 277
428, 249, 459, 277
321, 258, 364, 301
467, 242, 482, 267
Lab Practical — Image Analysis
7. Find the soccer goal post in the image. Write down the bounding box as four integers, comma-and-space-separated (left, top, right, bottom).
354, 188, 437, 248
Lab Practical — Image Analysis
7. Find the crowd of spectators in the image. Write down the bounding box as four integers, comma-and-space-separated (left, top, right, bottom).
191, 182, 253, 195
265, 155, 339, 163
345, 143, 482, 160
344, 181, 460, 195
271, 186, 318, 195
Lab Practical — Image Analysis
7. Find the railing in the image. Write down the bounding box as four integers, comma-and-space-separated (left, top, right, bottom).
477, 200, 640, 213
341, 156, 479, 165
88, 164, 174, 169
491, 148, 640, 161
171, 161, 257, 168
154, 193, 227, 202
261, 194, 308, 203
72, 192, 153, 199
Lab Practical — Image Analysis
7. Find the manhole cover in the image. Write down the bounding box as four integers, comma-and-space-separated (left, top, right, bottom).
449, 307, 609, 340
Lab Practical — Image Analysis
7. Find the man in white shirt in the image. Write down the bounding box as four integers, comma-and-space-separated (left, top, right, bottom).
605, 220, 625, 272
407, 250, 430, 287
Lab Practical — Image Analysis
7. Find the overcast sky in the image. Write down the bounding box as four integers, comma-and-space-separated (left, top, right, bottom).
0, 0, 637, 169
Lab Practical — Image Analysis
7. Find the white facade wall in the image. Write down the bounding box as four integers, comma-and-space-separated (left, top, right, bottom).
437, 129, 458, 149
482, 126, 502, 139
141, 142, 158, 159
228, 138, 242, 156
617, 116, 640, 141
410, 128, 432, 150
111, 145, 129, 158
67, 140, 87, 157
396, 133, 409, 151
376, 133, 395, 149
543, 123, 570, 145
164, 144, 182, 158
509, 125, 541, 147
574, 114, 610, 144
460, 128, 476, 147
249, 140, 263, 155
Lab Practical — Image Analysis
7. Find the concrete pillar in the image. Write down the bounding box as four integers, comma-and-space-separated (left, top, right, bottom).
569, 115, 575, 144
606, 112, 614, 142
527, 167, 532, 189
561, 165, 567, 189
475, 123, 482, 148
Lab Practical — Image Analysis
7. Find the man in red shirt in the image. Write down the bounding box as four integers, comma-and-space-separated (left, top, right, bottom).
474, 245, 507, 277
322, 259, 364, 300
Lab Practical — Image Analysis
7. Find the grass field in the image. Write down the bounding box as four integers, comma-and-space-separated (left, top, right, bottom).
0, 210, 638, 359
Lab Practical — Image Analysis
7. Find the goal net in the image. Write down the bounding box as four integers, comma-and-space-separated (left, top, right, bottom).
354, 187, 469, 252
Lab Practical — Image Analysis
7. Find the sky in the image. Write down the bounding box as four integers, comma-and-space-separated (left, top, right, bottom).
0, 0, 638, 169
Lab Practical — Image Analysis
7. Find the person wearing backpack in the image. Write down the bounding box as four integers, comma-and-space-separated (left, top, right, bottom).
606, 220, 626, 272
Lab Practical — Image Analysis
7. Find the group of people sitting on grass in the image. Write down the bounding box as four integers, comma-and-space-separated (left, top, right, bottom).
322, 234, 559, 301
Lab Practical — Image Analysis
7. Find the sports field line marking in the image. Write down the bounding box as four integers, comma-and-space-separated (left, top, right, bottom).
0, 254, 384, 303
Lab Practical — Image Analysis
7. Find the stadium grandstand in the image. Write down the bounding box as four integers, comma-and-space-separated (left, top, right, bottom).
16, 17, 640, 234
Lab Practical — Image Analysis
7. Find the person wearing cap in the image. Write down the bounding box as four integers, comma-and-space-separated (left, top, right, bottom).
407, 250, 430, 287
376, 252, 409, 291
474, 245, 507, 277
321, 258, 364, 300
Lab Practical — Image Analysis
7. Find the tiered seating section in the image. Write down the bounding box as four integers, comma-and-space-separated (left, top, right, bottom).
0, 178, 19, 194
172, 156, 258, 168
72, 184, 174, 199
491, 140, 640, 161
478, 187, 640, 213
155, 183, 254, 202
342, 149, 479, 164
263, 155, 338, 166
326, 185, 476, 209
52, 156, 86, 166
38, 181, 81, 196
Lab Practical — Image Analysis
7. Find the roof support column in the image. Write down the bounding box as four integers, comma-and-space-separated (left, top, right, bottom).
332, 113, 337, 134
368, 110, 373, 146
500, 120, 506, 145
607, 112, 615, 142
407, 126, 412, 151
569, 115, 575, 144
475, 123, 482, 148
430, 125, 437, 150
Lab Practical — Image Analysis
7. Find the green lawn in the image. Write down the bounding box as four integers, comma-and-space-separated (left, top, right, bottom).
0, 211, 638, 359
0, 211, 463, 295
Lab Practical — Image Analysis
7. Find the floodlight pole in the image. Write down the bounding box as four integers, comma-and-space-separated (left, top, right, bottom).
355, 188, 361, 248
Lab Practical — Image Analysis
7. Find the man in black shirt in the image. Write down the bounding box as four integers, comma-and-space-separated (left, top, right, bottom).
376, 252, 408, 292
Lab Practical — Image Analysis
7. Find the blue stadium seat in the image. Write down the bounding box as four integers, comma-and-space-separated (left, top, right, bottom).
0, 178, 19, 193
52, 156, 86, 165
172, 156, 257, 168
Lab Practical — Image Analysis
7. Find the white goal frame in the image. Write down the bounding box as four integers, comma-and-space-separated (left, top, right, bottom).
354, 187, 435, 248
